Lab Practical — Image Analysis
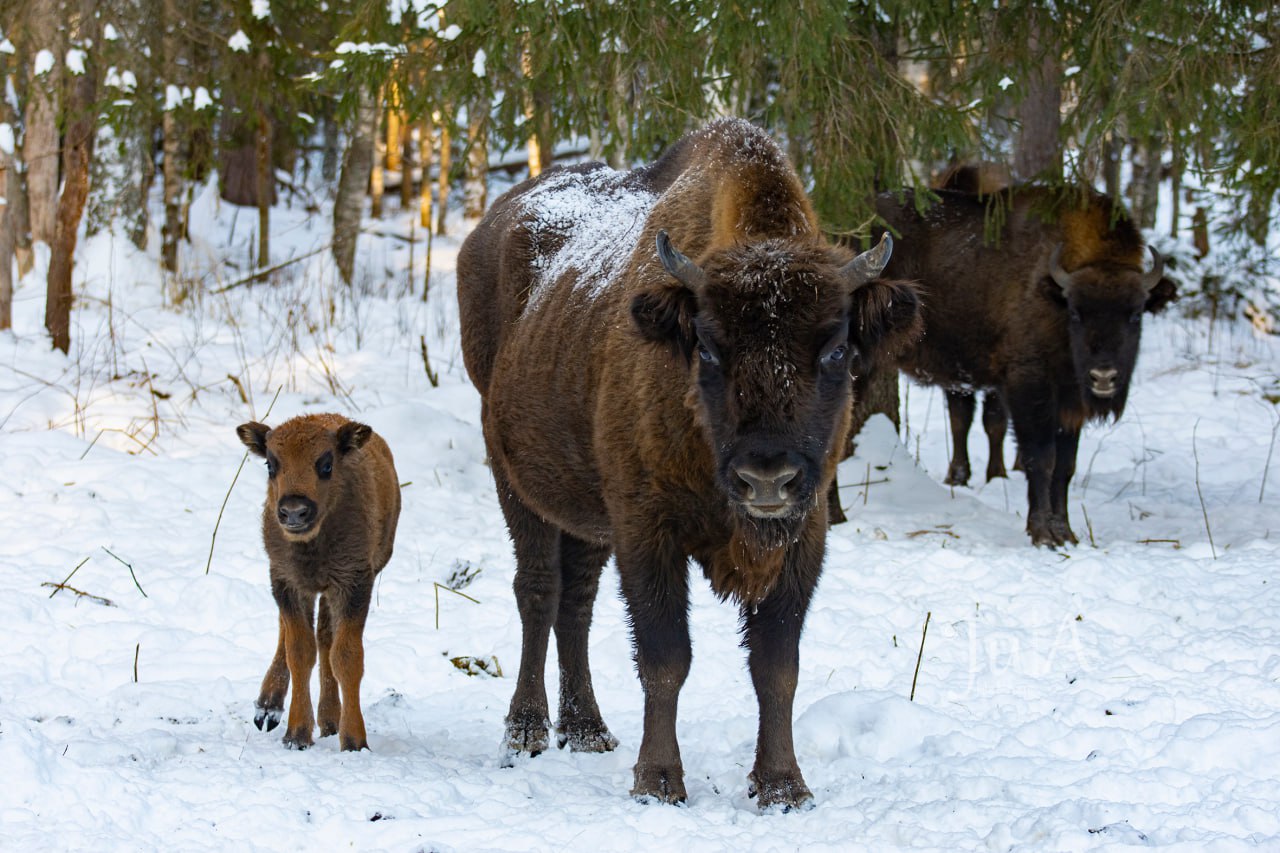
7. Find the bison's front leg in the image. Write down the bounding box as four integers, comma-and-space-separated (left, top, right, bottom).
981, 392, 1010, 481
743, 538, 820, 812
943, 390, 976, 486
1048, 426, 1081, 545
276, 587, 318, 750
618, 536, 691, 805
1008, 390, 1065, 547
329, 577, 373, 751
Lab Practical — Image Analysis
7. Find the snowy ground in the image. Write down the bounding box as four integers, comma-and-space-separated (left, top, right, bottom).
1, 183, 1278, 852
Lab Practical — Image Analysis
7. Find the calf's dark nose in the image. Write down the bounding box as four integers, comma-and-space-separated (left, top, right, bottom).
277, 496, 316, 529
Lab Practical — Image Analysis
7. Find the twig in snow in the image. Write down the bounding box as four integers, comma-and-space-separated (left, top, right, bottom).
211, 243, 333, 294
1138, 538, 1181, 548
1260, 413, 1280, 503
433, 581, 480, 630
910, 611, 931, 702
420, 335, 439, 388
40, 582, 115, 607
1192, 419, 1217, 560
206, 386, 282, 575
102, 547, 147, 598
133, 643, 140, 683
48, 555, 91, 598
1081, 503, 1096, 548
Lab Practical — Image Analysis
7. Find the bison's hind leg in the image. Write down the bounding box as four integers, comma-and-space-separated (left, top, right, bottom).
315, 593, 341, 738
255, 613, 289, 732
494, 467, 561, 762
554, 534, 617, 753
943, 390, 975, 487
982, 391, 1010, 481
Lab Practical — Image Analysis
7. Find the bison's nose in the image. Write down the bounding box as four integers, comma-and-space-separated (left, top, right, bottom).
734, 462, 802, 515
1089, 367, 1119, 396
277, 496, 317, 531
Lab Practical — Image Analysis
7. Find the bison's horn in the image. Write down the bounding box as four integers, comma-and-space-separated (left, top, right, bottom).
1141, 246, 1164, 293
1048, 243, 1073, 295
841, 232, 893, 292
655, 230, 707, 294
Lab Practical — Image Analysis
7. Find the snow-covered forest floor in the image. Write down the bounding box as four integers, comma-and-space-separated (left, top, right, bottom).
1, 180, 1278, 852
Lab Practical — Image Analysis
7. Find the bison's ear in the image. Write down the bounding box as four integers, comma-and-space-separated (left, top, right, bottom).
850, 278, 923, 368
237, 422, 271, 457
631, 285, 698, 360
1145, 275, 1177, 315
337, 421, 373, 454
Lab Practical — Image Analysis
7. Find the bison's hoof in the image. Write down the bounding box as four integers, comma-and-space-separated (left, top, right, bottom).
318, 719, 339, 738
749, 771, 814, 812
985, 464, 1008, 481
631, 763, 687, 805
282, 728, 313, 750
254, 704, 282, 732
502, 713, 551, 761
943, 463, 971, 487
556, 721, 619, 753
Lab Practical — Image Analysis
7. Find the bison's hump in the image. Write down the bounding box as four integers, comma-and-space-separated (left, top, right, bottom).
518, 166, 657, 314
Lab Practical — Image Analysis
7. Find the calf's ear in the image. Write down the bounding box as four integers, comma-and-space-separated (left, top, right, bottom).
1145, 275, 1177, 315
337, 421, 373, 454
236, 422, 271, 457
850, 278, 923, 368
631, 284, 698, 361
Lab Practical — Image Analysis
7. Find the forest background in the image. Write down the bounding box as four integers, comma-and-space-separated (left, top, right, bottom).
1, 0, 1277, 369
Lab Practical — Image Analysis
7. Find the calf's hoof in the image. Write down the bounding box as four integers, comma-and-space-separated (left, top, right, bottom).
943, 463, 971, 487
254, 703, 282, 732
985, 463, 1008, 481
749, 770, 814, 812
556, 717, 619, 753
631, 762, 687, 805
282, 727, 314, 750
502, 711, 551, 761
339, 734, 369, 752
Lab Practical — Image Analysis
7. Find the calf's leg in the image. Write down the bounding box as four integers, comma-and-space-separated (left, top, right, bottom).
277, 586, 318, 749
329, 577, 373, 751
618, 533, 691, 804
255, 613, 289, 732
943, 390, 975, 486
316, 594, 341, 737
554, 533, 617, 753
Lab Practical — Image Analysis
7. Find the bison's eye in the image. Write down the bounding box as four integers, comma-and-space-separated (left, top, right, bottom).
266, 455, 278, 478
821, 344, 849, 368
696, 341, 720, 367
1129, 310, 1142, 325
316, 452, 334, 480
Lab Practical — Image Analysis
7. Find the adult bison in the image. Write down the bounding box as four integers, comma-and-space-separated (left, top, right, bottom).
458, 118, 920, 810
875, 183, 1176, 546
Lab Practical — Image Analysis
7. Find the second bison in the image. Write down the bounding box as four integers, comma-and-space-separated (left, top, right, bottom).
458, 118, 921, 810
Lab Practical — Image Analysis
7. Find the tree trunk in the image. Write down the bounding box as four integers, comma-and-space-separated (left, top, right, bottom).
1130, 135, 1162, 230
1012, 12, 1062, 183
435, 116, 451, 235
255, 106, 272, 268
22, 0, 63, 247
370, 97, 385, 220
464, 98, 488, 220
399, 118, 414, 211
161, 0, 186, 274
45, 12, 98, 354
332, 88, 377, 286
418, 115, 434, 228
0, 151, 14, 330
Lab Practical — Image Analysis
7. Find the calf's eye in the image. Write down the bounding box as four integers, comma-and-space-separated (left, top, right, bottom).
316, 452, 334, 479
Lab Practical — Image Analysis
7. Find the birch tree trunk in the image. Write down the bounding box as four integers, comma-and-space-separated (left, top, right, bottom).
23, 0, 62, 247
45, 8, 98, 354
0, 151, 14, 330
463, 98, 488, 220
435, 116, 451, 235
332, 88, 377, 286
161, 0, 186, 275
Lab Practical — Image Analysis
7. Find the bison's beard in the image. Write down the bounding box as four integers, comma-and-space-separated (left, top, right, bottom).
736, 510, 804, 553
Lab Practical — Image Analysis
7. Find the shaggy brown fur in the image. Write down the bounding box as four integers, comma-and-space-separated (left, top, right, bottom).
875, 184, 1176, 546
458, 118, 920, 811
236, 413, 400, 751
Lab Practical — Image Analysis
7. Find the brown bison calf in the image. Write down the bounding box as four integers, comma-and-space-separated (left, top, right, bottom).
458, 118, 921, 810
236, 413, 400, 751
